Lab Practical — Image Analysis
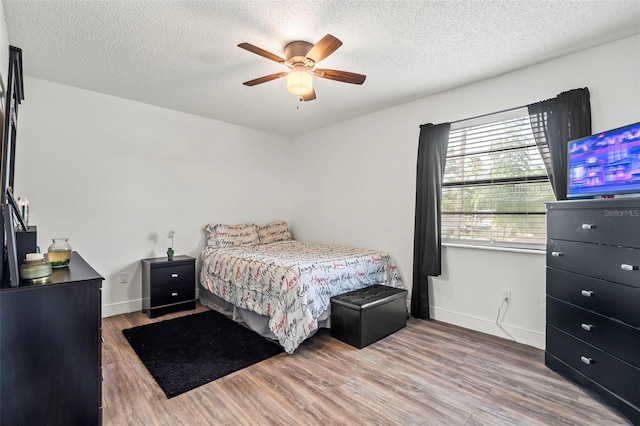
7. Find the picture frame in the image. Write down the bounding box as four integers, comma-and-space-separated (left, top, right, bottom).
0, 47, 24, 288
6, 188, 26, 231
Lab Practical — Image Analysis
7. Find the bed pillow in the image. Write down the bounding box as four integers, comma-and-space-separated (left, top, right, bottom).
258, 220, 292, 244
205, 223, 259, 248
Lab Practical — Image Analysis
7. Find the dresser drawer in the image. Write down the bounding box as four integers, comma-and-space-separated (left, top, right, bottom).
150, 263, 195, 288
150, 281, 195, 307
546, 325, 640, 408
547, 297, 640, 368
547, 268, 640, 328
547, 205, 640, 248
547, 239, 640, 288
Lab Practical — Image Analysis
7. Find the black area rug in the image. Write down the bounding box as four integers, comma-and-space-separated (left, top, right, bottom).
122, 310, 283, 398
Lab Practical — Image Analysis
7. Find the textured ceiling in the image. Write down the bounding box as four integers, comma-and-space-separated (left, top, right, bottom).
2, 1, 640, 136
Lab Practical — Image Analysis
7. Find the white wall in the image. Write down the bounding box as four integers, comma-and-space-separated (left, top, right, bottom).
0, 4, 8, 124
14, 78, 292, 316
10, 34, 640, 349
0, 4, 8, 94
290, 35, 640, 349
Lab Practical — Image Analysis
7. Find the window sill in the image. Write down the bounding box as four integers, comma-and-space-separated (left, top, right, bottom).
442, 242, 546, 255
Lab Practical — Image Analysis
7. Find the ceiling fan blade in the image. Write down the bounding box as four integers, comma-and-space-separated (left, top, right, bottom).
300, 88, 316, 102
238, 42, 285, 64
242, 72, 289, 86
305, 34, 342, 63
313, 68, 366, 85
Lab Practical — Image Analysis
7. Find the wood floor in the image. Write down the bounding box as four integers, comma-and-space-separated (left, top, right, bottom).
102, 304, 630, 425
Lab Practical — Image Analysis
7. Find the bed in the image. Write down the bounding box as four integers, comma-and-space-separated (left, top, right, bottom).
199, 221, 404, 353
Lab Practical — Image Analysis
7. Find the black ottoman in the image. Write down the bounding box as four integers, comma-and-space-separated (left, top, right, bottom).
330, 285, 408, 349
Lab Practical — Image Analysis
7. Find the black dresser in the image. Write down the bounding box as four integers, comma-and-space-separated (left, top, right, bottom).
546, 198, 640, 423
0, 252, 104, 425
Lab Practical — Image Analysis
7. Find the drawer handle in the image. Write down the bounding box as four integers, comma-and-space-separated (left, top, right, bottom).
581, 323, 593, 332
171, 273, 179, 278
580, 356, 593, 365
581, 290, 594, 297
551, 251, 562, 257
621, 264, 637, 271
581, 224, 595, 230
171, 292, 178, 297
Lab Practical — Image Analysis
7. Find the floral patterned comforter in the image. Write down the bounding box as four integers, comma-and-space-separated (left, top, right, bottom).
200, 240, 404, 353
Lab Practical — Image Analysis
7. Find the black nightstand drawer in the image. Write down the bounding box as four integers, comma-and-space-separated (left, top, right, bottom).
546, 325, 640, 408
547, 239, 640, 288
547, 268, 640, 328
547, 297, 640, 368
151, 281, 195, 307
547, 205, 640, 248
150, 263, 195, 288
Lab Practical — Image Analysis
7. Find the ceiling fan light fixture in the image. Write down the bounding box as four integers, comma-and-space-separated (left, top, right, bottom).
239, 34, 366, 101
287, 70, 313, 96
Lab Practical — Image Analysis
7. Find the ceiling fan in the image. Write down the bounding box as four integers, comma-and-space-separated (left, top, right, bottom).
238, 34, 366, 101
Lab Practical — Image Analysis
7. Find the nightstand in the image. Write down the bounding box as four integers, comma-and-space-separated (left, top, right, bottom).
141, 255, 196, 318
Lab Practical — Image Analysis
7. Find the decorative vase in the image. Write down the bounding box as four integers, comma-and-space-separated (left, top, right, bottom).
167, 247, 174, 261
48, 238, 72, 268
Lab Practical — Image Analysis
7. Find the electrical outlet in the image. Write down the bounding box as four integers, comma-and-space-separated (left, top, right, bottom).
501, 288, 511, 303
119, 271, 128, 284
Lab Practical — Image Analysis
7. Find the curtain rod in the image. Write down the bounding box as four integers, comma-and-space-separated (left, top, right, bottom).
420, 102, 531, 127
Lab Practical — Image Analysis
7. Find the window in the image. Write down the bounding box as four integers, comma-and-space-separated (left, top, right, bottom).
442, 108, 555, 249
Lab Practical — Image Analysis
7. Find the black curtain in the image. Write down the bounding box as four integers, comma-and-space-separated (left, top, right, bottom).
528, 88, 592, 200
411, 123, 450, 319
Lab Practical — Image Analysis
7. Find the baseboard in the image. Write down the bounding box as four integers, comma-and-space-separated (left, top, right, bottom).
429, 306, 545, 350
102, 288, 201, 318
101, 300, 545, 348
102, 299, 142, 318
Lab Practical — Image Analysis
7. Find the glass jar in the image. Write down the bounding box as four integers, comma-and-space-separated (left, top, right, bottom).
48, 238, 72, 268
19, 252, 53, 281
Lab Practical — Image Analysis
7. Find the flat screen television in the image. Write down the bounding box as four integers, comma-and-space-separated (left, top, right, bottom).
567, 121, 640, 199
